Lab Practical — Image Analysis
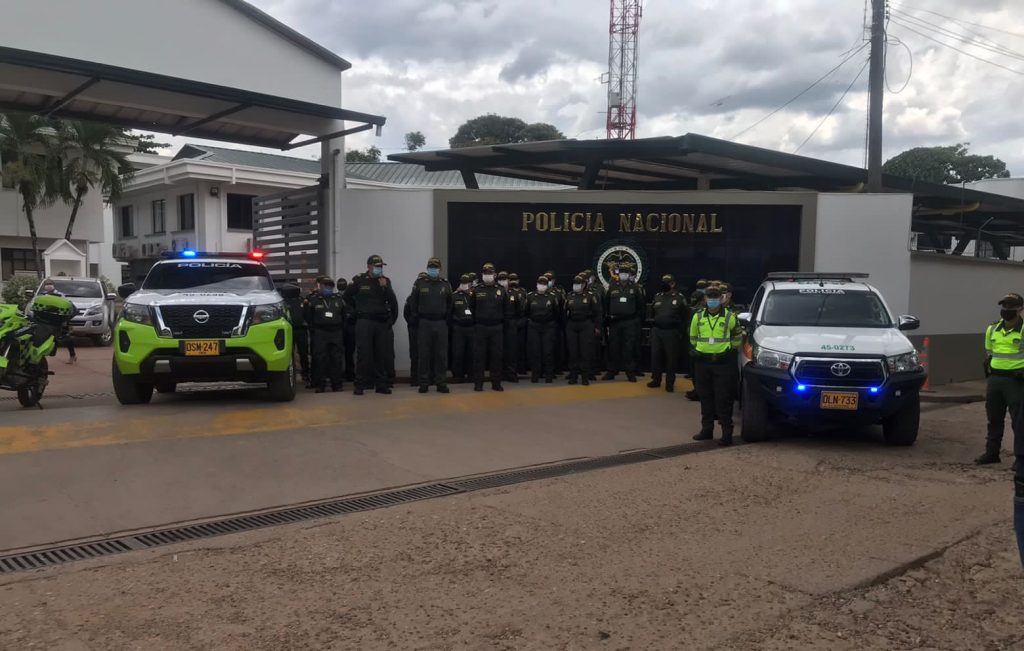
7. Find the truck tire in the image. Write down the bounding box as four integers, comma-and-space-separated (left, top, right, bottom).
266, 360, 296, 402
741, 379, 770, 442
112, 358, 154, 405
93, 327, 113, 347
882, 391, 920, 446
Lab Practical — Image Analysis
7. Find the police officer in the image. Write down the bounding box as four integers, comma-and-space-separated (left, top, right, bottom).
471, 263, 507, 392
304, 278, 346, 393
690, 287, 743, 446
603, 263, 643, 382
404, 273, 427, 387
977, 293, 1024, 465
498, 271, 523, 383
410, 257, 452, 393
342, 255, 398, 395
336, 277, 356, 382
565, 274, 602, 385
585, 269, 606, 380
526, 275, 559, 382
283, 282, 310, 386
509, 272, 529, 376
648, 274, 689, 392
450, 274, 475, 383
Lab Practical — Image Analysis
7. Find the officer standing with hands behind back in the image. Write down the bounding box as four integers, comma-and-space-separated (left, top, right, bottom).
411, 257, 452, 393
648, 274, 689, 392
603, 263, 643, 382
690, 286, 742, 446
564, 274, 602, 385
977, 292, 1024, 467
304, 278, 346, 393
343, 255, 398, 395
471, 263, 507, 392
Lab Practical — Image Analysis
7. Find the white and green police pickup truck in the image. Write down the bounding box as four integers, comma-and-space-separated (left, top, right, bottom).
738, 272, 927, 445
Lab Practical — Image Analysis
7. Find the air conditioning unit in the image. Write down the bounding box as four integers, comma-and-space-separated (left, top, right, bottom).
125, 245, 138, 258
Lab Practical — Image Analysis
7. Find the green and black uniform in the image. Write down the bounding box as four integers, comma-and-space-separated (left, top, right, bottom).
471, 283, 508, 388
343, 273, 398, 391
525, 291, 559, 381
690, 307, 743, 443
649, 289, 689, 390
604, 280, 644, 378
411, 275, 453, 388
284, 289, 309, 381
450, 288, 474, 382
984, 319, 1024, 460
564, 290, 602, 383
502, 284, 524, 381
304, 292, 346, 389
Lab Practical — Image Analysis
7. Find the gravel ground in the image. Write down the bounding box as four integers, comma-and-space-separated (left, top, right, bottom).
0, 402, 1020, 650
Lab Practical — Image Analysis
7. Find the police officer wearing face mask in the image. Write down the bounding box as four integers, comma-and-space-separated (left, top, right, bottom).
690, 287, 743, 446
471, 263, 508, 391
337, 277, 356, 382
342, 255, 399, 395
565, 274, 602, 385
603, 264, 643, 382
648, 274, 689, 393
526, 274, 559, 382
450, 273, 475, 383
977, 293, 1024, 467
498, 271, 523, 383
411, 257, 452, 393
304, 278, 346, 393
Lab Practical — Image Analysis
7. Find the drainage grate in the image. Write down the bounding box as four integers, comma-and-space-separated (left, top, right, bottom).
0, 441, 727, 575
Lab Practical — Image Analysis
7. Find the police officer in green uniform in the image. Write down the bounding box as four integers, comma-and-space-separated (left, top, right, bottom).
450, 273, 475, 383
690, 287, 743, 445
565, 274, 602, 385
471, 263, 507, 392
977, 293, 1024, 465
411, 257, 452, 394
526, 275, 559, 383
509, 273, 529, 376
404, 272, 427, 387
498, 271, 523, 383
283, 282, 310, 387
342, 255, 399, 395
648, 274, 689, 392
603, 264, 643, 382
304, 278, 346, 393
585, 269, 606, 380
336, 277, 356, 382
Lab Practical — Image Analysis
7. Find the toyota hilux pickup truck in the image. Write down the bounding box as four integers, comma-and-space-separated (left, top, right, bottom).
112, 251, 296, 404
738, 272, 926, 445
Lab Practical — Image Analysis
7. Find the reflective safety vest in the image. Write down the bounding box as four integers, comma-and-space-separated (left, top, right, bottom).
690, 308, 742, 354
986, 320, 1024, 371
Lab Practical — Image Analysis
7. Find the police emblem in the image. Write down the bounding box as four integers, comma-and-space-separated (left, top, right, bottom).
594, 242, 647, 289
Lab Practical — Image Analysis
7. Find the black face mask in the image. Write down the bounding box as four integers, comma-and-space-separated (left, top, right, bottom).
1001, 308, 1020, 322
661, 283, 673, 292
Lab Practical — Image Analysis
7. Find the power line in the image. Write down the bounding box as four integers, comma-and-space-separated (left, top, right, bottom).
729, 42, 869, 140
891, 19, 1024, 75
893, 2, 1024, 40
795, 57, 870, 154
890, 9, 1024, 62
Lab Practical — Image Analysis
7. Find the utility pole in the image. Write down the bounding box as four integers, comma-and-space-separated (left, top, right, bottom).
867, 0, 886, 192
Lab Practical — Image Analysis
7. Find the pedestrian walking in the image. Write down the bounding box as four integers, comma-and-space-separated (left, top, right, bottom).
603, 264, 643, 381
411, 257, 452, 393
450, 274, 475, 383
977, 293, 1024, 466
690, 287, 742, 446
648, 274, 689, 392
342, 255, 398, 395
564, 274, 601, 385
471, 263, 507, 391
526, 275, 559, 382
304, 278, 346, 393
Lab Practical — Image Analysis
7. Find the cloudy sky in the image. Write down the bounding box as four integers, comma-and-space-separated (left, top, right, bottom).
163, 0, 1024, 174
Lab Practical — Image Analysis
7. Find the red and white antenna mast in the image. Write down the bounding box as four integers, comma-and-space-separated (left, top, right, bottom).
605, 0, 642, 140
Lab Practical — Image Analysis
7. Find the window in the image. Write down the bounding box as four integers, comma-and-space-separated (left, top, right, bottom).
152, 200, 166, 234
1, 248, 38, 281
143, 261, 273, 291
178, 193, 195, 231
761, 290, 892, 328
119, 206, 134, 238
227, 193, 257, 230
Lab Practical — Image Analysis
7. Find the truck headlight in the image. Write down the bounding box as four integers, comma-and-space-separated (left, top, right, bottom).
123, 303, 152, 326
251, 302, 285, 325
83, 305, 103, 316
887, 351, 920, 373
755, 347, 793, 371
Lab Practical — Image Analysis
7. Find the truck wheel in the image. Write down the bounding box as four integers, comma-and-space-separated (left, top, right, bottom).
266, 360, 296, 402
882, 391, 920, 446
112, 358, 154, 405
741, 379, 770, 442
17, 359, 47, 407
93, 327, 113, 347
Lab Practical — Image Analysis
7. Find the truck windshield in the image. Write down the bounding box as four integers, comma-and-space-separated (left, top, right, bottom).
761, 289, 892, 328
49, 280, 102, 298
143, 262, 274, 292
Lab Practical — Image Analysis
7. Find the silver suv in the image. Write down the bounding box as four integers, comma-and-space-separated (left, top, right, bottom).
29, 277, 117, 346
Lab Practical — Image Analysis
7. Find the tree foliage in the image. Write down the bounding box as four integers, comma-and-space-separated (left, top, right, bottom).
1, 275, 39, 308
449, 114, 565, 148
345, 146, 382, 163
54, 121, 134, 240
882, 143, 1011, 184
133, 133, 171, 154
0, 112, 57, 278
404, 131, 426, 151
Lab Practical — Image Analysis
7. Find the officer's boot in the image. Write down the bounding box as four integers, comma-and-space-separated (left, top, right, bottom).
719, 426, 734, 447
315, 385, 326, 394
567, 374, 578, 385
581, 376, 590, 386
646, 374, 661, 389
626, 372, 637, 382
685, 389, 699, 401
602, 371, 616, 381
474, 382, 484, 392
693, 416, 714, 441
492, 380, 504, 392
419, 385, 429, 394
975, 448, 1002, 465
665, 374, 676, 393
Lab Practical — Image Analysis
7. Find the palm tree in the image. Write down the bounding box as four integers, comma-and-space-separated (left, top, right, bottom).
0, 112, 56, 278
55, 121, 133, 241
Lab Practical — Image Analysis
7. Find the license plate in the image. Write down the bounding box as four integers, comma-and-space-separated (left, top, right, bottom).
820, 391, 859, 411
183, 340, 221, 356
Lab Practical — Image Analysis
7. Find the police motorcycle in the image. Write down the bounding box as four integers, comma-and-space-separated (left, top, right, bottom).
0, 294, 75, 407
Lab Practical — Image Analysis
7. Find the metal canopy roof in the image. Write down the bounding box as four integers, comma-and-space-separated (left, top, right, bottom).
0, 46, 386, 150
390, 133, 1024, 257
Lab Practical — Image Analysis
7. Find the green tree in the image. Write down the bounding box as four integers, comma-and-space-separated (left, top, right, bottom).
405, 131, 426, 151
448, 114, 565, 148
55, 121, 134, 241
882, 143, 1011, 184
132, 133, 171, 154
0, 112, 58, 279
345, 146, 382, 163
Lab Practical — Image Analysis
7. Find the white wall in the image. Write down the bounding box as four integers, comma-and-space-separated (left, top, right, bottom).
336, 189, 436, 373
0, 187, 104, 241
967, 177, 1024, 199
0, 0, 343, 107
814, 193, 914, 316
909, 253, 1024, 336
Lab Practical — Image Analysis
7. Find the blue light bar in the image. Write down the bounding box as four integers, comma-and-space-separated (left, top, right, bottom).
869, 387, 880, 394
796, 384, 807, 392
182, 249, 197, 258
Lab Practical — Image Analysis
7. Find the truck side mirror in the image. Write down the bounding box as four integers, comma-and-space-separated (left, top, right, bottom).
117, 283, 136, 299
106, 292, 117, 301
278, 284, 301, 300
898, 315, 920, 331
737, 312, 752, 327
23, 288, 35, 299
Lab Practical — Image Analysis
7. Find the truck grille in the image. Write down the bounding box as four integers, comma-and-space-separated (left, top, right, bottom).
158, 305, 244, 339
793, 358, 885, 388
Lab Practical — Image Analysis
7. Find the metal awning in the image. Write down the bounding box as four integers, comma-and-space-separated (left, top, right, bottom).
0, 46, 386, 150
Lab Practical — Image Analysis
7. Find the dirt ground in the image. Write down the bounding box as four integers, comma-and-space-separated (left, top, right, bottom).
0, 401, 1021, 650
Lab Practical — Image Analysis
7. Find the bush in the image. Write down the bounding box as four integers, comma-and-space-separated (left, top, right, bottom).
1, 275, 40, 309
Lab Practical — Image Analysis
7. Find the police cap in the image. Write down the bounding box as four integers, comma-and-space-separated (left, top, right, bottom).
367, 254, 386, 266
482, 262, 496, 272
460, 273, 472, 283
427, 257, 441, 268
661, 274, 675, 284
999, 292, 1024, 307
497, 271, 509, 280
573, 274, 585, 284
509, 272, 519, 281
705, 287, 723, 298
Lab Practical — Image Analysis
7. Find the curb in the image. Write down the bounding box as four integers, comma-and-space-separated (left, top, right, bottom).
920, 393, 984, 404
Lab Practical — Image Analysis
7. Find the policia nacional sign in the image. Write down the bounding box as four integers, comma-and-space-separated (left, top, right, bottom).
446, 202, 802, 301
